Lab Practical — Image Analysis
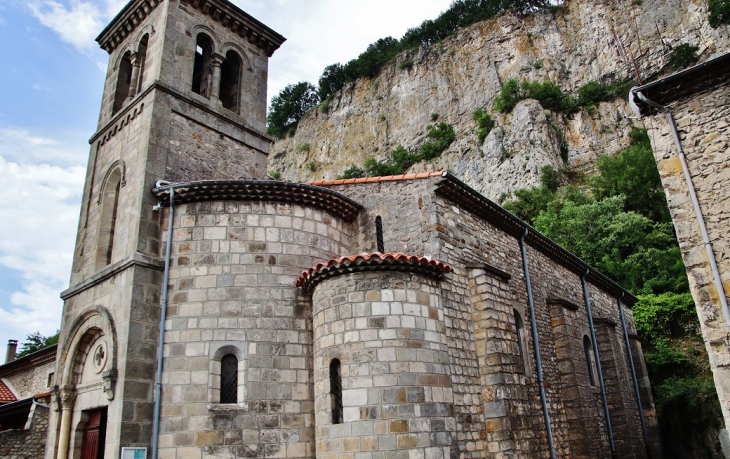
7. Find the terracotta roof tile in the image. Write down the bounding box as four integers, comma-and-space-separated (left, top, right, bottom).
309, 171, 446, 187
296, 252, 453, 293
0, 380, 16, 403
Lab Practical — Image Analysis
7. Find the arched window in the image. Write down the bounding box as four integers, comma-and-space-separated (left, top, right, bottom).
219, 50, 241, 112
583, 335, 597, 386
112, 51, 133, 114
135, 34, 149, 94
375, 216, 384, 253
220, 354, 238, 403
95, 168, 122, 269
192, 34, 213, 97
330, 359, 343, 424
514, 309, 526, 373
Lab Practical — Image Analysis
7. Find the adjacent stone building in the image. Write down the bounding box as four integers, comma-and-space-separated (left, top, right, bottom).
631, 51, 730, 451
0, 342, 56, 458
46, 0, 659, 458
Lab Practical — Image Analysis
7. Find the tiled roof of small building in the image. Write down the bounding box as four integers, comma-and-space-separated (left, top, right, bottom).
296, 253, 453, 293
0, 380, 16, 404
312, 171, 639, 305
152, 179, 363, 222
309, 171, 446, 187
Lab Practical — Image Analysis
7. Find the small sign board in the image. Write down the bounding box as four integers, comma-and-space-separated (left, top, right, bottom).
121, 447, 147, 459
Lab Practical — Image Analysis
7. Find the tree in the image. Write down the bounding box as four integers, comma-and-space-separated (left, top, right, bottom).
318, 63, 348, 101
266, 82, 320, 139
15, 331, 59, 359
590, 128, 671, 223
533, 195, 687, 295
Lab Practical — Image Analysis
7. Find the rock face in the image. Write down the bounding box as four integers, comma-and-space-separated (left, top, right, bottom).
268, 0, 729, 201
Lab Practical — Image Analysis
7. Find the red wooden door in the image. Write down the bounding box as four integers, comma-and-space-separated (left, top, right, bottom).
81, 408, 107, 459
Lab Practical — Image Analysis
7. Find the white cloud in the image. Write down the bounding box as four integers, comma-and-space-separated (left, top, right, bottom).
0, 146, 85, 348
0, 127, 85, 165
32, 83, 51, 91
26, 0, 105, 54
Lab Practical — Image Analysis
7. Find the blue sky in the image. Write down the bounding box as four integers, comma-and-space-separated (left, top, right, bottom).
0, 0, 453, 355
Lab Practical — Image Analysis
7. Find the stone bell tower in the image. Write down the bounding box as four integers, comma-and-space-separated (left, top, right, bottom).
46, 1, 285, 457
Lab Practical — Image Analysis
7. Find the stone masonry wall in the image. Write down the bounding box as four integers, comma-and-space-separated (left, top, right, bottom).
644, 80, 730, 427
157, 199, 353, 459
0, 395, 51, 459
3, 359, 55, 399
322, 177, 653, 458
312, 270, 456, 459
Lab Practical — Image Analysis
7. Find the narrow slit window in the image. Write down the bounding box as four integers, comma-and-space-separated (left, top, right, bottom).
219, 50, 241, 112
514, 309, 526, 373
584, 335, 597, 387
112, 51, 133, 114
330, 359, 343, 424
220, 354, 238, 403
192, 34, 213, 97
375, 216, 384, 253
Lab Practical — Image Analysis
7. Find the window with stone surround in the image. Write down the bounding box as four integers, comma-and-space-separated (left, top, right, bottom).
330, 359, 343, 424
584, 335, 597, 386
95, 167, 122, 269
209, 344, 245, 407
220, 354, 238, 403
192, 33, 213, 98
112, 51, 133, 114
219, 50, 241, 112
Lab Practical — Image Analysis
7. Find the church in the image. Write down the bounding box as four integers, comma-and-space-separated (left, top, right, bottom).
43, 0, 660, 458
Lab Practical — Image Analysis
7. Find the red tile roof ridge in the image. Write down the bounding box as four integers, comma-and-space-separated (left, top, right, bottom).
309, 171, 446, 187
295, 252, 453, 289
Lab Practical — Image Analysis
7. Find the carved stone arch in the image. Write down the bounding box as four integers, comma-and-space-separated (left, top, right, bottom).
113, 44, 133, 71
212, 344, 245, 361
187, 25, 222, 53
59, 306, 118, 399
134, 24, 156, 52
97, 161, 126, 204
221, 42, 251, 70
209, 343, 246, 405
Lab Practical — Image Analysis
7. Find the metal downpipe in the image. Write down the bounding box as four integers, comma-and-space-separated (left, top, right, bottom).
634, 91, 730, 338
519, 229, 556, 459
617, 292, 652, 457
582, 270, 616, 458
151, 186, 175, 459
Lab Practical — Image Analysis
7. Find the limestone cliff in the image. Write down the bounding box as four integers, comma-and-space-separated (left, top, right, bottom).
267, 0, 729, 201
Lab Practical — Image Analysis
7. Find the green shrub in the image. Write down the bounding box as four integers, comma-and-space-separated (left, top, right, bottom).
420, 122, 456, 160
307, 162, 317, 172
399, 60, 414, 71
319, 99, 331, 114
431, 112, 440, 121
473, 109, 495, 143
338, 164, 366, 179
269, 171, 281, 179
494, 79, 578, 113
298, 143, 311, 152
493, 79, 525, 113
709, 0, 730, 27
668, 43, 700, 70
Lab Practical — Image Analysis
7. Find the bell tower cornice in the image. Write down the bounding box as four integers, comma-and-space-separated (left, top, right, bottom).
96, 0, 162, 53
180, 0, 286, 56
